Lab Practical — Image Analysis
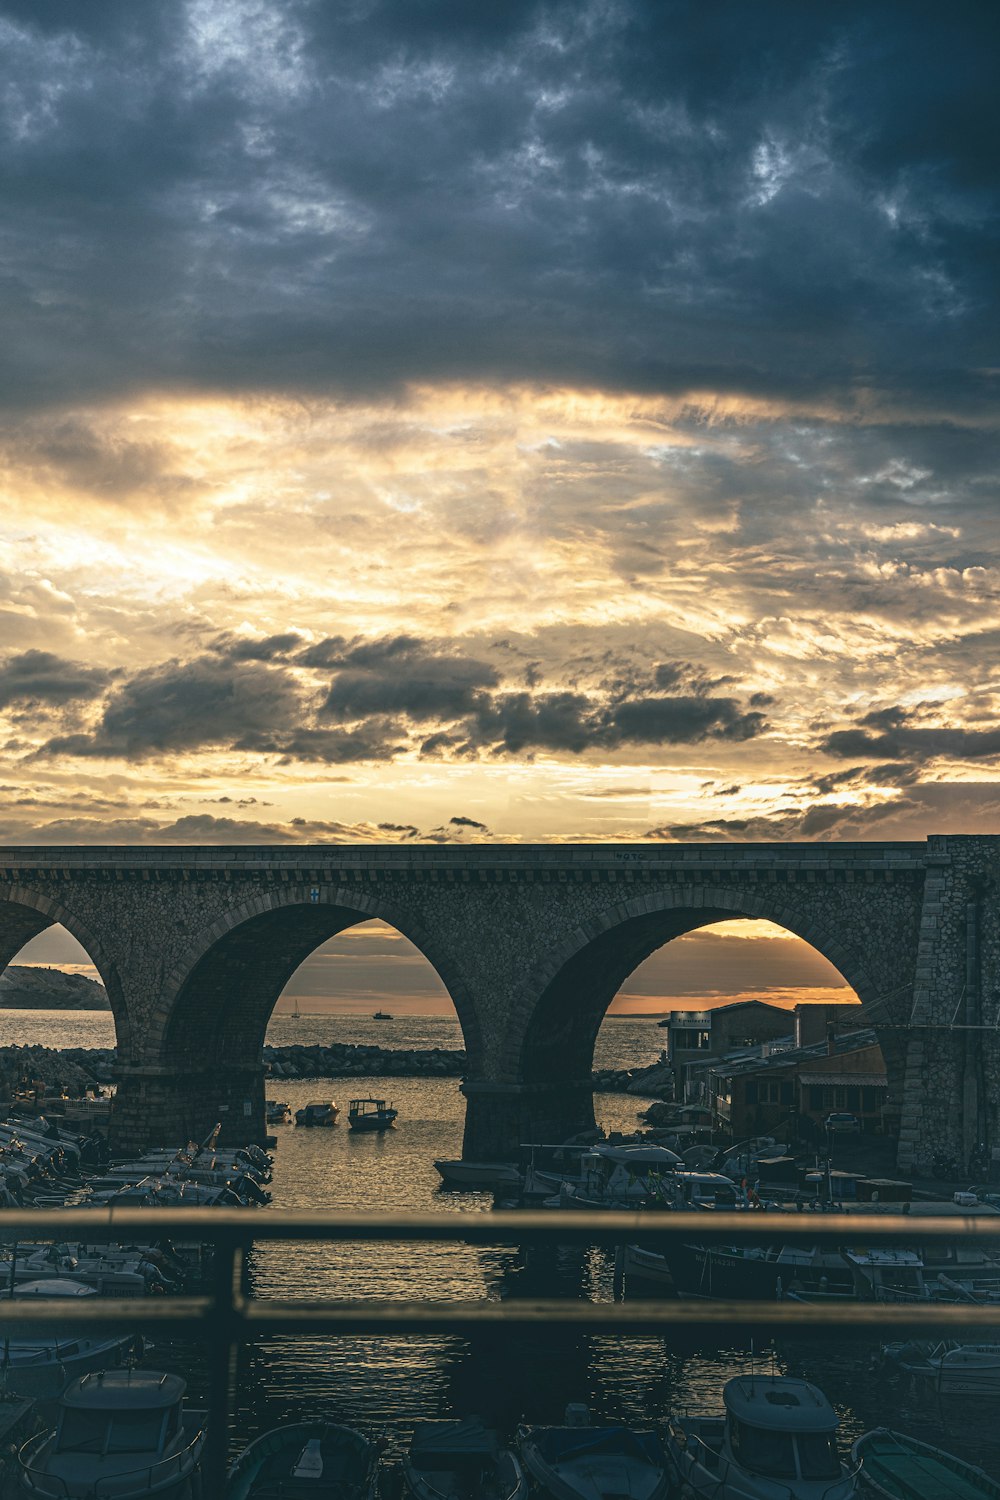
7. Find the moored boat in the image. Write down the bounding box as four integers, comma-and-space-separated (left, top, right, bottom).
402, 1416, 526, 1500
883, 1341, 1000, 1394
265, 1100, 292, 1125
434, 1160, 521, 1190
665, 1375, 857, 1500
294, 1101, 340, 1127
518, 1405, 670, 1500
348, 1098, 397, 1132
0, 1279, 134, 1400
18, 1369, 206, 1499
853, 1428, 1000, 1500
227, 1418, 382, 1499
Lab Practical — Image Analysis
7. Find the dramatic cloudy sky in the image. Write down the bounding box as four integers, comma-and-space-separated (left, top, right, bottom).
1, 2, 997, 1008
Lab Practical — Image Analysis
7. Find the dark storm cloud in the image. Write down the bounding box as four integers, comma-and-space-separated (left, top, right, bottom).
0, 650, 113, 708
821, 712, 1000, 764
467, 690, 766, 755
41, 655, 304, 759
0, 1, 997, 413
321, 637, 500, 721
212, 632, 305, 661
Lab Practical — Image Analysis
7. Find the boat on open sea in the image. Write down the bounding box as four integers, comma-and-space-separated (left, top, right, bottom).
348, 1098, 397, 1132
401, 1417, 526, 1500
853, 1429, 1000, 1500
18, 1369, 207, 1499
227, 1418, 382, 1499
518, 1405, 670, 1500
665, 1375, 858, 1500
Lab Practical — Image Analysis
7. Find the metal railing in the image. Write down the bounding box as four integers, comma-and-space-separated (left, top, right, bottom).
2, 1208, 1000, 1495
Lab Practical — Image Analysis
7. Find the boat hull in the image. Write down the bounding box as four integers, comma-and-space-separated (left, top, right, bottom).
853, 1428, 1000, 1500
227, 1419, 380, 1500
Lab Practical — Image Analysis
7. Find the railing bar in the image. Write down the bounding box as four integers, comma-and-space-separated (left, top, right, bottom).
2, 1298, 1000, 1334
1, 1208, 998, 1245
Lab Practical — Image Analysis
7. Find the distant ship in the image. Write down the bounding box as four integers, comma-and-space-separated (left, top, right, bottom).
372, 1010, 393, 1020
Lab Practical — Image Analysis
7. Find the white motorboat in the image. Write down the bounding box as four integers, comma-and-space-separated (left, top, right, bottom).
18, 1369, 206, 1499
0, 1279, 133, 1400
518, 1406, 670, 1500
543, 1144, 684, 1209
882, 1340, 1000, 1394
403, 1417, 526, 1500
665, 1375, 857, 1500
434, 1160, 521, 1190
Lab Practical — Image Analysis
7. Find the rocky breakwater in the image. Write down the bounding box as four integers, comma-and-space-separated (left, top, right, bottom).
591, 1060, 674, 1098
263, 1042, 466, 1079
0, 1043, 676, 1096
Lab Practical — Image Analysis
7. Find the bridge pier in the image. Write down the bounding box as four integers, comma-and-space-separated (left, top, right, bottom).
112, 1065, 267, 1153
461, 1079, 596, 1161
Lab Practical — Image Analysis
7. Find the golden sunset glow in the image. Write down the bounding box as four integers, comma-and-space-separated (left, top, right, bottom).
1, 2, 997, 1007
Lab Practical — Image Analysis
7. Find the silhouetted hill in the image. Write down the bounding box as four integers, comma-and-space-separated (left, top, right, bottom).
0, 965, 110, 1010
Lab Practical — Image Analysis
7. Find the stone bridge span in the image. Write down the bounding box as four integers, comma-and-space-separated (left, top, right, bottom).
1, 837, 997, 1173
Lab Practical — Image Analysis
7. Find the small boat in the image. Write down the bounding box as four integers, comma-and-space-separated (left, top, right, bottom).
372, 1011, 394, 1020
227, 1418, 381, 1499
666, 1375, 857, 1500
18, 1369, 206, 1499
0, 1280, 134, 1399
885, 1340, 1000, 1393
853, 1429, 1000, 1500
402, 1417, 526, 1500
294, 1101, 340, 1127
266, 1100, 292, 1125
518, 1405, 670, 1500
434, 1160, 521, 1190
348, 1098, 397, 1132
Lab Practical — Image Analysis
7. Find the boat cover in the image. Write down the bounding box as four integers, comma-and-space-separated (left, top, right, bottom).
529, 1428, 663, 1465
411, 1418, 498, 1457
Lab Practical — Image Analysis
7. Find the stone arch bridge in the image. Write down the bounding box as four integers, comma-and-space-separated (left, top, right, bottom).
1, 837, 997, 1174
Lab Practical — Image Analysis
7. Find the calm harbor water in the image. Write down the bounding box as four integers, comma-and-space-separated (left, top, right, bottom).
2, 1009, 996, 1469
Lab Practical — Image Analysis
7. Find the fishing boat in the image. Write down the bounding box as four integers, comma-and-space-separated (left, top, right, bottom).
18, 1369, 207, 1499
853, 1429, 1000, 1500
665, 1375, 857, 1500
372, 1011, 394, 1020
265, 1100, 292, 1125
434, 1160, 521, 1190
227, 1418, 382, 1499
402, 1416, 526, 1500
348, 1098, 397, 1132
294, 1101, 340, 1127
518, 1405, 671, 1500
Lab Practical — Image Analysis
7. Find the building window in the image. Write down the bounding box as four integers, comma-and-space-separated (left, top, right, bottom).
672, 1028, 712, 1051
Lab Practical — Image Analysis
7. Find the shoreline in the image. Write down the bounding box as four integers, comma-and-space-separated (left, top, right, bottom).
0, 1043, 668, 1096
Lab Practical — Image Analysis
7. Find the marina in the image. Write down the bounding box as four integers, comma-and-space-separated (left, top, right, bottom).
0, 1011, 998, 1492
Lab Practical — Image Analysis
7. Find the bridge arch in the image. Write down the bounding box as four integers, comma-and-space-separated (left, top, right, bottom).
510, 884, 879, 1089
0, 883, 130, 1051
149, 882, 482, 1074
